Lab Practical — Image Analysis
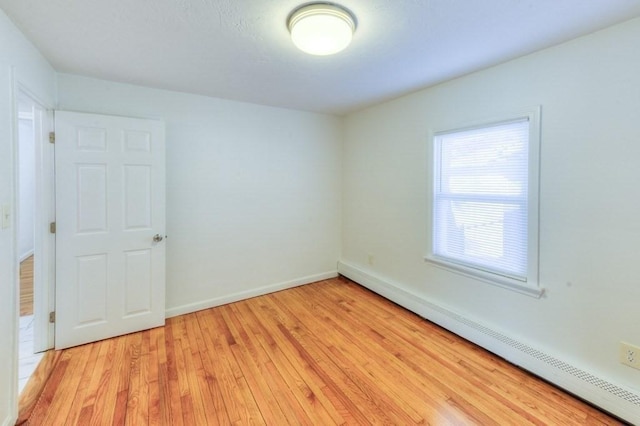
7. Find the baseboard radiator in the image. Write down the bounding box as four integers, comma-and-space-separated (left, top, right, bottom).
337, 261, 640, 425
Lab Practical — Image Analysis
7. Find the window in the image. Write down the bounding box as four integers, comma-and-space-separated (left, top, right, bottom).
427, 109, 541, 296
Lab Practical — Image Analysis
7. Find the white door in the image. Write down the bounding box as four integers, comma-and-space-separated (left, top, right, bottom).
55, 111, 166, 350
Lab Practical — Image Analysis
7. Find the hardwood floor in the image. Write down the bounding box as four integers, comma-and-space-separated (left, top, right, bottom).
20, 255, 34, 317
25, 277, 621, 425
17, 350, 59, 424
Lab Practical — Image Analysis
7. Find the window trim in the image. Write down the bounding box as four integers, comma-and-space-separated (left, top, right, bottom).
424, 107, 543, 298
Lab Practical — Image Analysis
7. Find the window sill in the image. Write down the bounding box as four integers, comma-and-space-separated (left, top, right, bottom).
424, 255, 544, 298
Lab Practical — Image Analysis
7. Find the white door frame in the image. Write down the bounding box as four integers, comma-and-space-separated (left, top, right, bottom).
13, 82, 55, 353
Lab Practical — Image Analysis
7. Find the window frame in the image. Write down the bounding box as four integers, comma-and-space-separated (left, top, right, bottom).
425, 107, 542, 297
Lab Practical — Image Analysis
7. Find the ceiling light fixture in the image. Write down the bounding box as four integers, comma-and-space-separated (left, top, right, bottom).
287, 3, 356, 56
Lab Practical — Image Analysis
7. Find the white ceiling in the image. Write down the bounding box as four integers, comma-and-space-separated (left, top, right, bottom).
2, 0, 640, 115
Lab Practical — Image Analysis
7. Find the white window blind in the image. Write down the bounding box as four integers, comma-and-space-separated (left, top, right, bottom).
433, 119, 530, 281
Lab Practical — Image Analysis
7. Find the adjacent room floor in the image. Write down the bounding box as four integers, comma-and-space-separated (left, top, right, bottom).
18, 314, 43, 393
18, 256, 43, 394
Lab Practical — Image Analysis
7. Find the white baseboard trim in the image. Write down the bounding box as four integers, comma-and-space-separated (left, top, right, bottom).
165, 270, 338, 319
2, 413, 17, 426
338, 260, 640, 425
19, 249, 33, 263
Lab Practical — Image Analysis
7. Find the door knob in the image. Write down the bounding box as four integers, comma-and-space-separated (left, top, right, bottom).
153, 234, 164, 242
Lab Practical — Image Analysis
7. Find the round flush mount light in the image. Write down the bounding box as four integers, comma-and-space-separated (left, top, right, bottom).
287, 3, 356, 56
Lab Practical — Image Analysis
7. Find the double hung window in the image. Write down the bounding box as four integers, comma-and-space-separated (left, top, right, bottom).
428, 110, 540, 296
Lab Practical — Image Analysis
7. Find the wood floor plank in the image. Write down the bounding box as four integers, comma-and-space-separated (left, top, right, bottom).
75, 336, 113, 423
168, 316, 196, 426
265, 298, 421, 424
244, 305, 359, 425
155, 326, 174, 425
39, 349, 84, 424
270, 289, 442, 423
195, 309, 257, 425
222, 302, 305, 425
318, 280, 600, 424
124, 331, 145, 426
25, 277, 625, 425
63, 342, 102, 425
262, 307, 401, 425
186, 315, 229, 424
226, 302, 341, 425
17, 350, 61, 425
89, 334, 128, 425
314, 280, 537, 423
19, 255, 34, 316
163, 318, 185, 426
313, 281, 567, 424
223, 303, 336, 426
268, 289, 459, 425
298, 282, 530, 424
27, 350, 71, 422
113, 332, 137, 425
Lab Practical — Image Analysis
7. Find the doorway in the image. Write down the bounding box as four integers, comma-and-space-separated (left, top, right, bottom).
16, 89, 55, 393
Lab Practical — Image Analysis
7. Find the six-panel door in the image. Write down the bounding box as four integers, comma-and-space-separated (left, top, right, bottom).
54, 111, 165, 350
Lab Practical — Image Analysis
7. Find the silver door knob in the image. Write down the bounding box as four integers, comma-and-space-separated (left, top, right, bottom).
153, 234, 164, 242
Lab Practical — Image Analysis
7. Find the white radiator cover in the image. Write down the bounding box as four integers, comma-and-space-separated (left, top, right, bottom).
338, 261, 640, 425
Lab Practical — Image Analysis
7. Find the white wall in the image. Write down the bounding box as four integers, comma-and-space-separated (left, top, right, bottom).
57, 74, 342, 316
0, 8, 56, 426
18, 117, 35, 261
342, 17, 640, 419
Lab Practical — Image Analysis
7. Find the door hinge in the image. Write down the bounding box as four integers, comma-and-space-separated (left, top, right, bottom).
49, 132, 55, 144
49, 311, 55, 323
49, 222, 56, 234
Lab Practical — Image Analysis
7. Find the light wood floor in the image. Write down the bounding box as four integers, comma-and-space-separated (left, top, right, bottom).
25, 277, 621, 425
20, 255, 34, 316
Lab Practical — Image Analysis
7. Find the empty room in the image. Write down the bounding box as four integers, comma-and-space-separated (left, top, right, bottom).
1, 1, 639, 424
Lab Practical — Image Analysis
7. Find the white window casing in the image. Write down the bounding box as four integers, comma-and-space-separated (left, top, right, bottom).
425, 107, 542, 297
